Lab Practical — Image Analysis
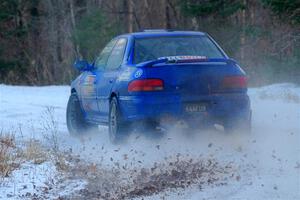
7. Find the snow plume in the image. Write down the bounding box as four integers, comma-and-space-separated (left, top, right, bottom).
0, 83, 299, 199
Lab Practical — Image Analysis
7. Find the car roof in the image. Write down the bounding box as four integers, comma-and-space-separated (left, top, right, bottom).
119, 30, 206, 38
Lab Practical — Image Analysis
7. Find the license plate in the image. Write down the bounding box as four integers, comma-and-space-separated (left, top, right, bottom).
185, 103, 206, 112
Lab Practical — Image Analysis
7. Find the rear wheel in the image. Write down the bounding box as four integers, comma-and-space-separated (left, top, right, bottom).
66, 93, 98, 135
223, 112, 252, 134
109, 97, 129, 144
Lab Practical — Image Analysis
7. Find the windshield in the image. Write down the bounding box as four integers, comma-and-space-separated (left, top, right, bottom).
133, 35, 225, 64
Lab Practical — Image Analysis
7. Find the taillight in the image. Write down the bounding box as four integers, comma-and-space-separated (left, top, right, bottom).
128, 79, 164, 92
222, 76, 247, 89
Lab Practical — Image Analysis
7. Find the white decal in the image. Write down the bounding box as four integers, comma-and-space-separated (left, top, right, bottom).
159, 55, 207, 61
118, 70, 131, 81
134, 69, 143, 78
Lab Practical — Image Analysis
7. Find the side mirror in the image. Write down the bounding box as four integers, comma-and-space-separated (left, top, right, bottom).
73, 60, 94, 71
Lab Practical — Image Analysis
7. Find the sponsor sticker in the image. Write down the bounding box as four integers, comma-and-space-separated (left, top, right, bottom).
134, 69, 143, 78
159, 55, 207, 62
118, 70, 131, 81
84, 75, 96, 85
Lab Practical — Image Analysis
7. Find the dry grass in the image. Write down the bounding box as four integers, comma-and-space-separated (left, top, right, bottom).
0, 129, 52, 178
23, 139, 48, 165
40, 106, 71, 171
0, 133, 20, 177
41, 106, 59, 153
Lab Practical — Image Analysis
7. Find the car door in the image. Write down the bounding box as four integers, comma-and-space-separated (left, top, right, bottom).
79, 71, 98, 119
81, 39, 117, 121
96, 37, 128, 119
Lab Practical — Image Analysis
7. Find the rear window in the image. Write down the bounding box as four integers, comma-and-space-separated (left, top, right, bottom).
133, 36, 225, 64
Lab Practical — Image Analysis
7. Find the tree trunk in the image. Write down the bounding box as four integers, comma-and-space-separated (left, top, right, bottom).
128, 0, 133, 32
70, 0, 82, 59
240, 0, 247, 63
164, 0, 171, 29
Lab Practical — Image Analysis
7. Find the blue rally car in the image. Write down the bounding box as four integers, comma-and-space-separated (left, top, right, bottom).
66, 30, 251, 143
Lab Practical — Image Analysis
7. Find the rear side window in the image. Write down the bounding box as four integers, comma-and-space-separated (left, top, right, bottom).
106, 38, 127, 70
134, 36, 224, 64
95, 39, 117, 69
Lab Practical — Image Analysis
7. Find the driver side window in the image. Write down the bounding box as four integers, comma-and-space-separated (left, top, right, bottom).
94, 39, 117, 69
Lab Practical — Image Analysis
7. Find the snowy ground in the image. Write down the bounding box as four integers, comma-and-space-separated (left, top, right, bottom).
0, 83, 299, 199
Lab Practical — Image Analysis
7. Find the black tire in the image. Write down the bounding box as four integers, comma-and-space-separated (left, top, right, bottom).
109, 97, 129, 144
187, 118, 211, 131
136, 120, 159, 132
223, 112, 252, 134
66, 93, 98, 135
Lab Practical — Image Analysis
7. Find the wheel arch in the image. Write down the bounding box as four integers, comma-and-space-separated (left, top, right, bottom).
109, 92, 126, 120
71, 88, 77, 94
109, 92, 118, 102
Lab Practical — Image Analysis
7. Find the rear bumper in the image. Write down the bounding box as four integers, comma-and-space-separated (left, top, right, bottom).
119, 93, 251, 123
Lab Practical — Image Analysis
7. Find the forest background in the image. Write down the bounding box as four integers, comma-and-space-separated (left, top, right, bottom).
0, 0, 299, 86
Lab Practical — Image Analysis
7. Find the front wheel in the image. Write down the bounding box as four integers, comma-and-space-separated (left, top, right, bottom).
66, 93, 98, 135
109, 97, 129, 144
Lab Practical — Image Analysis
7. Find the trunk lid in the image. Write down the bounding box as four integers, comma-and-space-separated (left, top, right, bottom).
143, 59, 245, 96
